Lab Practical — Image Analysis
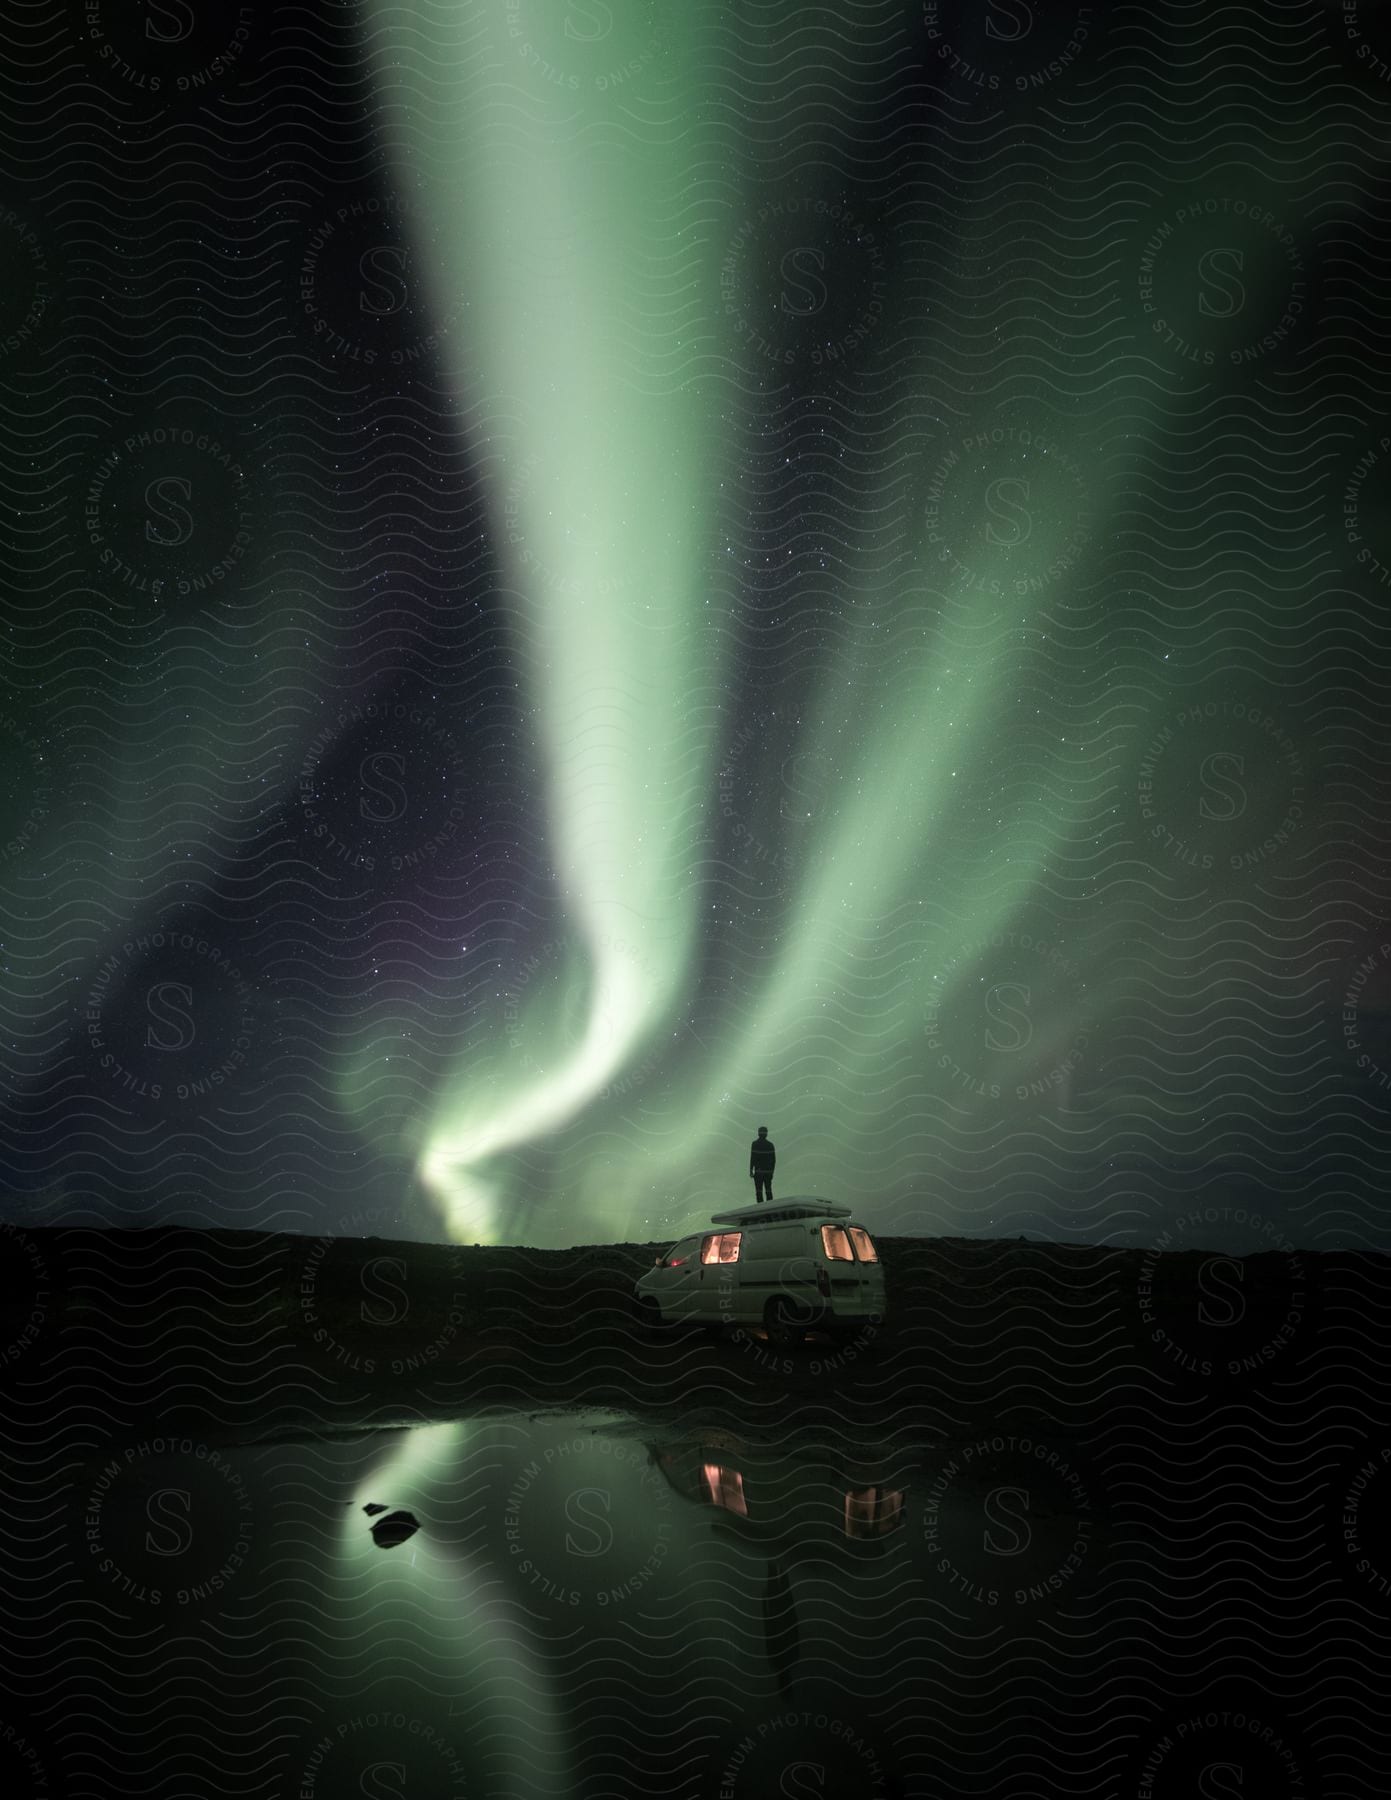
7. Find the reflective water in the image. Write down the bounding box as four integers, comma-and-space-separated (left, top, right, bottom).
13, 1218, 1365, 1800
34, 1407, 1123, 1799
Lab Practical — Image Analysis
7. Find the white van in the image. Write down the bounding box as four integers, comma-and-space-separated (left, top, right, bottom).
635, 1197, 886, 1343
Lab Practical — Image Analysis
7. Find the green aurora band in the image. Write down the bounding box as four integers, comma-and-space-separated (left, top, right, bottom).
364, 3, 731, 1243
364, 2, 1100, 1246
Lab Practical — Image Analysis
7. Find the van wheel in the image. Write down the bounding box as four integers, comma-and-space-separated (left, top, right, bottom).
764, 1298, 803, 1348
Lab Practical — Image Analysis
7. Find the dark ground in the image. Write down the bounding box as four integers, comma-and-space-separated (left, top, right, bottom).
0, 1223, 1366, 1434
4, 1228, 1391, 1799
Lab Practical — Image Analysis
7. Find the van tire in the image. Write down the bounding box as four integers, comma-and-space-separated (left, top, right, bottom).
764, 1297, 803, 1348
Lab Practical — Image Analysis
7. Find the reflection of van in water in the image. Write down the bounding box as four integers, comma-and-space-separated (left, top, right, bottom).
635, 1197, 886, 1343
649, 1436, 907, 1553
647, 1432, 909, 1693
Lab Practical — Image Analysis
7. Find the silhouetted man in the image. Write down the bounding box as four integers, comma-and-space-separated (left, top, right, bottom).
749, 1126, 775, 1202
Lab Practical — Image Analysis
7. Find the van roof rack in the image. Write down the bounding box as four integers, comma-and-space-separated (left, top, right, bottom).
709, 1196, 853, 1226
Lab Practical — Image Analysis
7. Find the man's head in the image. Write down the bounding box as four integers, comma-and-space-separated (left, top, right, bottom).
756, 1126, 768, 1137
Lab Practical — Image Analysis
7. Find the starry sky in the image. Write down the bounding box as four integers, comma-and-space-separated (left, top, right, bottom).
3, 0, 1391, 1249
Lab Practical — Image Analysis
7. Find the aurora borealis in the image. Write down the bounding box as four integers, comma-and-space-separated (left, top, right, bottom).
3, 0, 1391, 1251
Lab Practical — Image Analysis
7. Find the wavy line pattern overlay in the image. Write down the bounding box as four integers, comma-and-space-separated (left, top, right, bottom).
4, 1, 1391, 1797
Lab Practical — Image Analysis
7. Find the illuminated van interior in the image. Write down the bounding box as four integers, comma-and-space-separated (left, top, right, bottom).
819, 1225, 879, 1261
848, 1227, 878, 1262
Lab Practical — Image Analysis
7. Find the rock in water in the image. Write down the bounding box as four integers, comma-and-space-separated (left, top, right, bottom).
369, 1508, 420, 1549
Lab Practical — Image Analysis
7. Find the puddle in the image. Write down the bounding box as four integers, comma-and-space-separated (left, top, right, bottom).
43, 1408, 1111, 1796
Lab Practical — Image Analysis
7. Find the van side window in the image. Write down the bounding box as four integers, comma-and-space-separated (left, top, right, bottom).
820, 1226, 854, 1261
701, 1231, 742, 1265
664, 1239, 698, 1267
848, 1227, 878, 1263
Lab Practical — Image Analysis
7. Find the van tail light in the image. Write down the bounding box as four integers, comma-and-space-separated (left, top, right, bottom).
817, 1267, 830, 1296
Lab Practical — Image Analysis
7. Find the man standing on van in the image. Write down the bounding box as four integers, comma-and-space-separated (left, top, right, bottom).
749, 1126, 775, 1202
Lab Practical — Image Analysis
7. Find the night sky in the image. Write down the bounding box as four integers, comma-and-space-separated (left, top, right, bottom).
4, 0, 1391, 1250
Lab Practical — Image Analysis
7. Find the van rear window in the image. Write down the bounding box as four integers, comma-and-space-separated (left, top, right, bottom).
848, 1227, 878, 1263
844, 1485, 904, 1538
821, 1226, 855, 1261
700, 1463, 748, 1515
702, 1231, 742, 1265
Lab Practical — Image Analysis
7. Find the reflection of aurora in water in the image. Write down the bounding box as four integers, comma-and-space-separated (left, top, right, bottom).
336, 1412, 930, 1795
159, 1411, 1102, 1795
335, 1420, 570, 1799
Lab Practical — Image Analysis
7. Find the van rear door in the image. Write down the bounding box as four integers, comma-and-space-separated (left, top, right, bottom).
819, 1223, 884, 1315
847, 1225, 886, 1315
